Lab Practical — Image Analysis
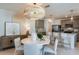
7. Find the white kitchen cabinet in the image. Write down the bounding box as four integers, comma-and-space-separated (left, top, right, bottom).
61, 33, 77, 49
52, 20, 61, 25
52, 32, 62, 46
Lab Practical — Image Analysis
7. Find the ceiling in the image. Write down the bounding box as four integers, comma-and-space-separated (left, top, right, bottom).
0, 3, 79, 18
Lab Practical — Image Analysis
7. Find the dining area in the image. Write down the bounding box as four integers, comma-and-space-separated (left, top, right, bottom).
0, 1, 79, 59
0, 3, 79, 55
12, 4, 59, 55
14, 32, 59, 55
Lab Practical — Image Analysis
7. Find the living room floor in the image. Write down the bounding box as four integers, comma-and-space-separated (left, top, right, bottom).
0, 46, 79, 55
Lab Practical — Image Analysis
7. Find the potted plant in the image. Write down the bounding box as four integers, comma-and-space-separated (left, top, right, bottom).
37, 33, 44, 40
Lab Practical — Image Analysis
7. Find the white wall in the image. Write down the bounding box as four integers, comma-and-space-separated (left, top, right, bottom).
44, 18, 53, 34
30, 20, 36, 33
0, 9, 14, 36
13, 17, 36, 35
44, 19, 49, 33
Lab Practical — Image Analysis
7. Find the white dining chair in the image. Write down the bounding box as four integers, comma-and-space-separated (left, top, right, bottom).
24, 44, 43, 55
47, 32, 52, 44
14, 37, 24, 55
43, 38, 58, 55
31, 32, 37, 41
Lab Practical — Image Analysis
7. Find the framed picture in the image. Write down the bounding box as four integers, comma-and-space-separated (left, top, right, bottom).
5, 22, 20, 36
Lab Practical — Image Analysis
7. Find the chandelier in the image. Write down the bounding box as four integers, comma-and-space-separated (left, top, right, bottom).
24, 3, 45, 20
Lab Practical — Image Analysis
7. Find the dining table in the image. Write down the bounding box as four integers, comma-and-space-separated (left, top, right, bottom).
21, 36, 50, 45
21, 36, 50, 55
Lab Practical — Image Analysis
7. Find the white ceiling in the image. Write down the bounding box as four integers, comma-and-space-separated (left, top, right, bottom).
0, 3, 79, 18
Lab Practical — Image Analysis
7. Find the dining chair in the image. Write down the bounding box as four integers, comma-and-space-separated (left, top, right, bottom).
51, 32, 60, 44
31, 32, 37, 41
46, 32, 53, 45
14, 37, 24, 55
43, 38, 58, 55
24, 44, 43, 55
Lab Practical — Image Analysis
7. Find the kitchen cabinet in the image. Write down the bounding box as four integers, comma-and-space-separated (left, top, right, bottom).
51, 32, 62, 46
61, 33, 77, 49
51, 32, 77, 49
52, 20, 61, 25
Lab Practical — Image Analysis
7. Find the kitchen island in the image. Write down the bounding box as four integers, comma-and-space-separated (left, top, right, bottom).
52, 32, 77, 49
61, 32, 77, 49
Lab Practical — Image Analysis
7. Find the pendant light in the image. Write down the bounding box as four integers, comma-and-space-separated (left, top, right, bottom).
70, 9, 74, 22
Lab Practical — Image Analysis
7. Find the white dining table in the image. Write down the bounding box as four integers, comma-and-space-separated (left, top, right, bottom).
21, 36, 50, 45
21, 36, 50, 55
